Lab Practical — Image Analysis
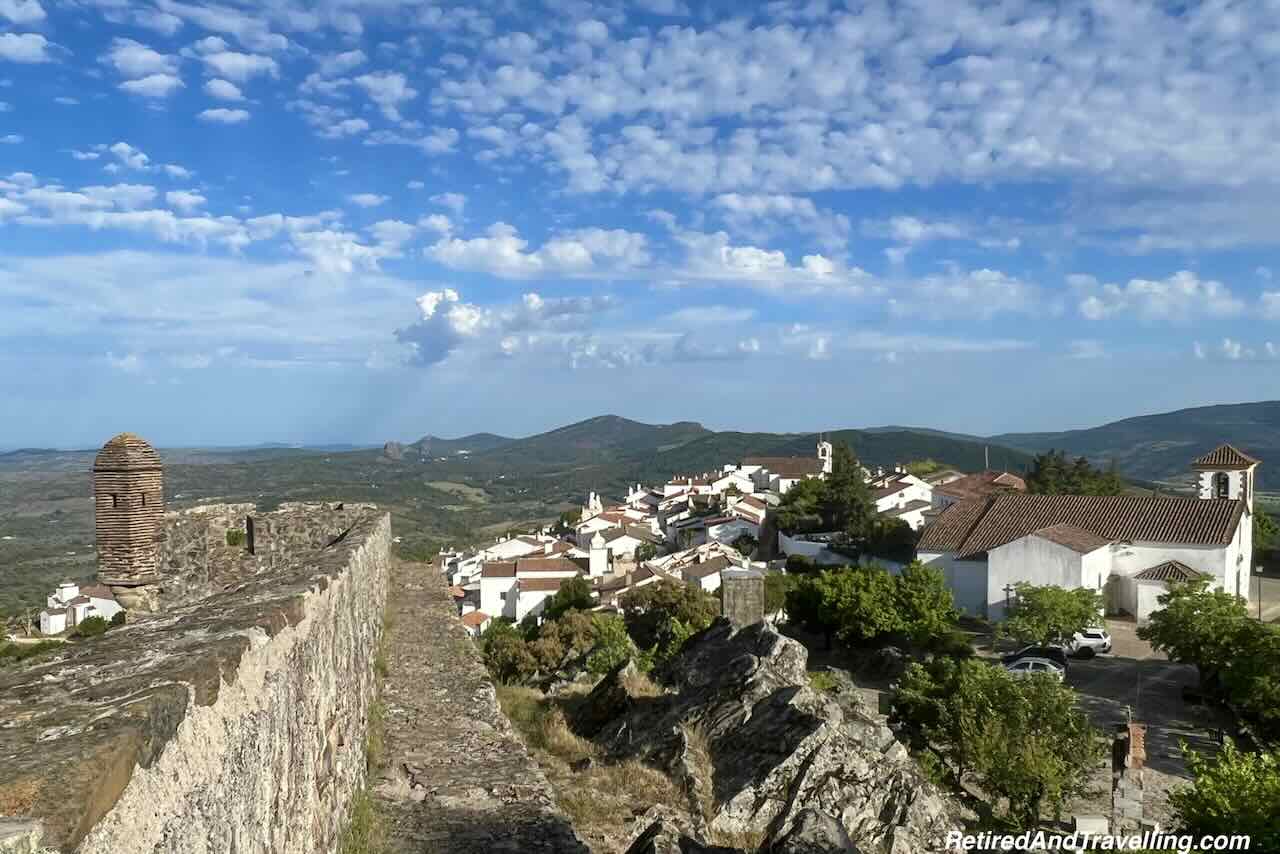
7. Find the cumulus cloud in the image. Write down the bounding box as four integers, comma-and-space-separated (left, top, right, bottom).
203, 78, 244, 101
354, 71, 417, 120
165, 189, 205, 212
427, 222, 648, 278
430, 192, 466, 214
198, 107, 250, 124
347, 193, 388, 208
395, 289, 611, 366
120, 74, 184, 98
0, 0, 45, 24
103, 38, 178, 78
190, 39, 279, 82
0, 32, 50, 63
1076, 271, 1244, 322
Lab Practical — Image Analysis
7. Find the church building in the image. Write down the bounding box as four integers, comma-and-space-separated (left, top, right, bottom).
917, 444, 1259, 623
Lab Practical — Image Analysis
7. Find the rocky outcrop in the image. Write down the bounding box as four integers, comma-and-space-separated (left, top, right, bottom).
0, 508, 391, 854
579, 620, 957, 854
382, 441, 405, 462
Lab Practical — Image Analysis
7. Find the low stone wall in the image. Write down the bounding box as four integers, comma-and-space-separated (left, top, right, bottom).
0, 508, 391, 854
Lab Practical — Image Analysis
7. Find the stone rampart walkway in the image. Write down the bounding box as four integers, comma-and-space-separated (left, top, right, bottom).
374, 560, 589, 853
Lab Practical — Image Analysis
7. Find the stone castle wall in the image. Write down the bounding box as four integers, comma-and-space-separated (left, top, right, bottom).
0, 505, 391, 854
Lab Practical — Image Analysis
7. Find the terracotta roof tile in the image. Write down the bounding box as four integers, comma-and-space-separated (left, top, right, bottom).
742, 456, 824, 479
1028, 523, 1113, 554
1133, 560, 1210, 583
516, 557, 582, 574
480, 561, 516, 578
461, 611, 490, 626
1191, 444, 1261, 469
920, 494, 1246, 558
518, 576, 581, 592
934, 470, 1026, 501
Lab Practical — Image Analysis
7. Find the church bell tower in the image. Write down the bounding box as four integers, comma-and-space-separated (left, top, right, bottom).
1191, 444, 1261, 514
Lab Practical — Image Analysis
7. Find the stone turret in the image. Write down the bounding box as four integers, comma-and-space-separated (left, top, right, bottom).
93, 433, 164, 587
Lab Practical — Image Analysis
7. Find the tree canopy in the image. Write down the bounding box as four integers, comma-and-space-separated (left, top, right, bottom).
1139, 579, 1280, 739
619, 579, 719, 665
1256, 509, 1278, 556
891, 657, 1103, 828
1025, 450, 1125, 496
541, 575, 595, 622
1169, 740, 1280, 851
999, 583, 1102, 646
785, 562, 957, 650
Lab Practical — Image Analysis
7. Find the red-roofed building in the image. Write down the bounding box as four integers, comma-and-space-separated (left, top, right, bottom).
917, 445, 1260, 623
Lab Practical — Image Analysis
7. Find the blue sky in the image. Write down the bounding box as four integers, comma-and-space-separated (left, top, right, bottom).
2, 0, 1279, 449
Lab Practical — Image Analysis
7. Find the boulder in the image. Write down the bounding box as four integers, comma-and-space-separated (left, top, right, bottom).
382, 441, 405, 462
574, 620, 957, 854
624, 807, 738, 854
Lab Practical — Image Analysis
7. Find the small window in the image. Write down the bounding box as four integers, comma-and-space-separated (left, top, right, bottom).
111, 493, 118, 508
141, 493, 147, 507
1214, 472, 1230, 499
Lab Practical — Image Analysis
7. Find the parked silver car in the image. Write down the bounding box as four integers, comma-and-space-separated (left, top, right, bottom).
1003, 656, 1065, 681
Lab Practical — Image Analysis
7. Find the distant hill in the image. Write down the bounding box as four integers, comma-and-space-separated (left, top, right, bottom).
991, 400, 1280, 484
470, 415, 711, 470
410, 432, 513, 457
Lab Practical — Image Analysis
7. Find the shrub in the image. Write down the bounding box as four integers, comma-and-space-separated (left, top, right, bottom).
225, 528, 246, 547
73, 616, 109, 638
110, 611, 126, 627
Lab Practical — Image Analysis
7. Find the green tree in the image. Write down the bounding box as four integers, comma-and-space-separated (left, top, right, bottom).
731, 532, 757, 557
635, 542, 659, 563
905, 459, 944, 477
787, 566, 902, 645
999, 583, 1102, 646
894, 561, 958, 648
891, 658, 1103, 828
1169, 741, 1280, 852
620, 579, 719, 657
774, 477, 826, 534
481, 621, 537, 684
864, 516, 918, 562
1025, 450, 1124, 496
763, 571, 794, 617
72, 616, 109, 638
1138, 579, 1252, 687
820, 442, 876, 536
1256, 509, 1278, 555
542, 575, 595, 621
586, 613, 635, 675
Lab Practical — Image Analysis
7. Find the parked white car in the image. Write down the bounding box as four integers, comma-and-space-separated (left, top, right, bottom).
1067, 628, 1112, 657
1004, 657, 1065, 681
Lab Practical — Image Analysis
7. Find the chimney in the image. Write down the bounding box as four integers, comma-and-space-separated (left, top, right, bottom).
625, 569, 633, 589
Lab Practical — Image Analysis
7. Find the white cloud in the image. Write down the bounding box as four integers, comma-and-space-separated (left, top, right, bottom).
407, 180, 425, 190
0, 0, 44, 24
0, 32, 51, 63
1, 133, 21, 144
103, 38, 178, 78
430, 192, 465, 214
162, 164, 193, 179
418, 213, 452, 234
107, 142, 150, 170
428, 222, 648, 278
1077, 271, 1243, 322
165, 189, 206, 212
884, 216, 966, 244
1262, 292, 1280, 320
198, 108, 250, 124
317, 49, 365, 76
105, 351, 144, 373
203, 78, 244, 101
354, 71, 417, 120
1068, 340, 1108, 360
395, 288, 611, 366
196, 50, 279, 82
120, 74, 184, 98
886, 268, 1039, 319
348, 193, 388, 208
54, 96, 77, 105
134, 8, 183, 35
368, 219, 415, 248
673, 229, 868, 295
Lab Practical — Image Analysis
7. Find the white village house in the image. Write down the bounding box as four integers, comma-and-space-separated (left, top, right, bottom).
917, 444, 1259, 624
39, 580, 123, 635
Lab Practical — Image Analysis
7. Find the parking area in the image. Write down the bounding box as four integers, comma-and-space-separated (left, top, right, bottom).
1060, 619, 1230, 826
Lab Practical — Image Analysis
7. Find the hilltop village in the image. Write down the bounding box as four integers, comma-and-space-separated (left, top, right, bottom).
439, 438, 1261, 632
